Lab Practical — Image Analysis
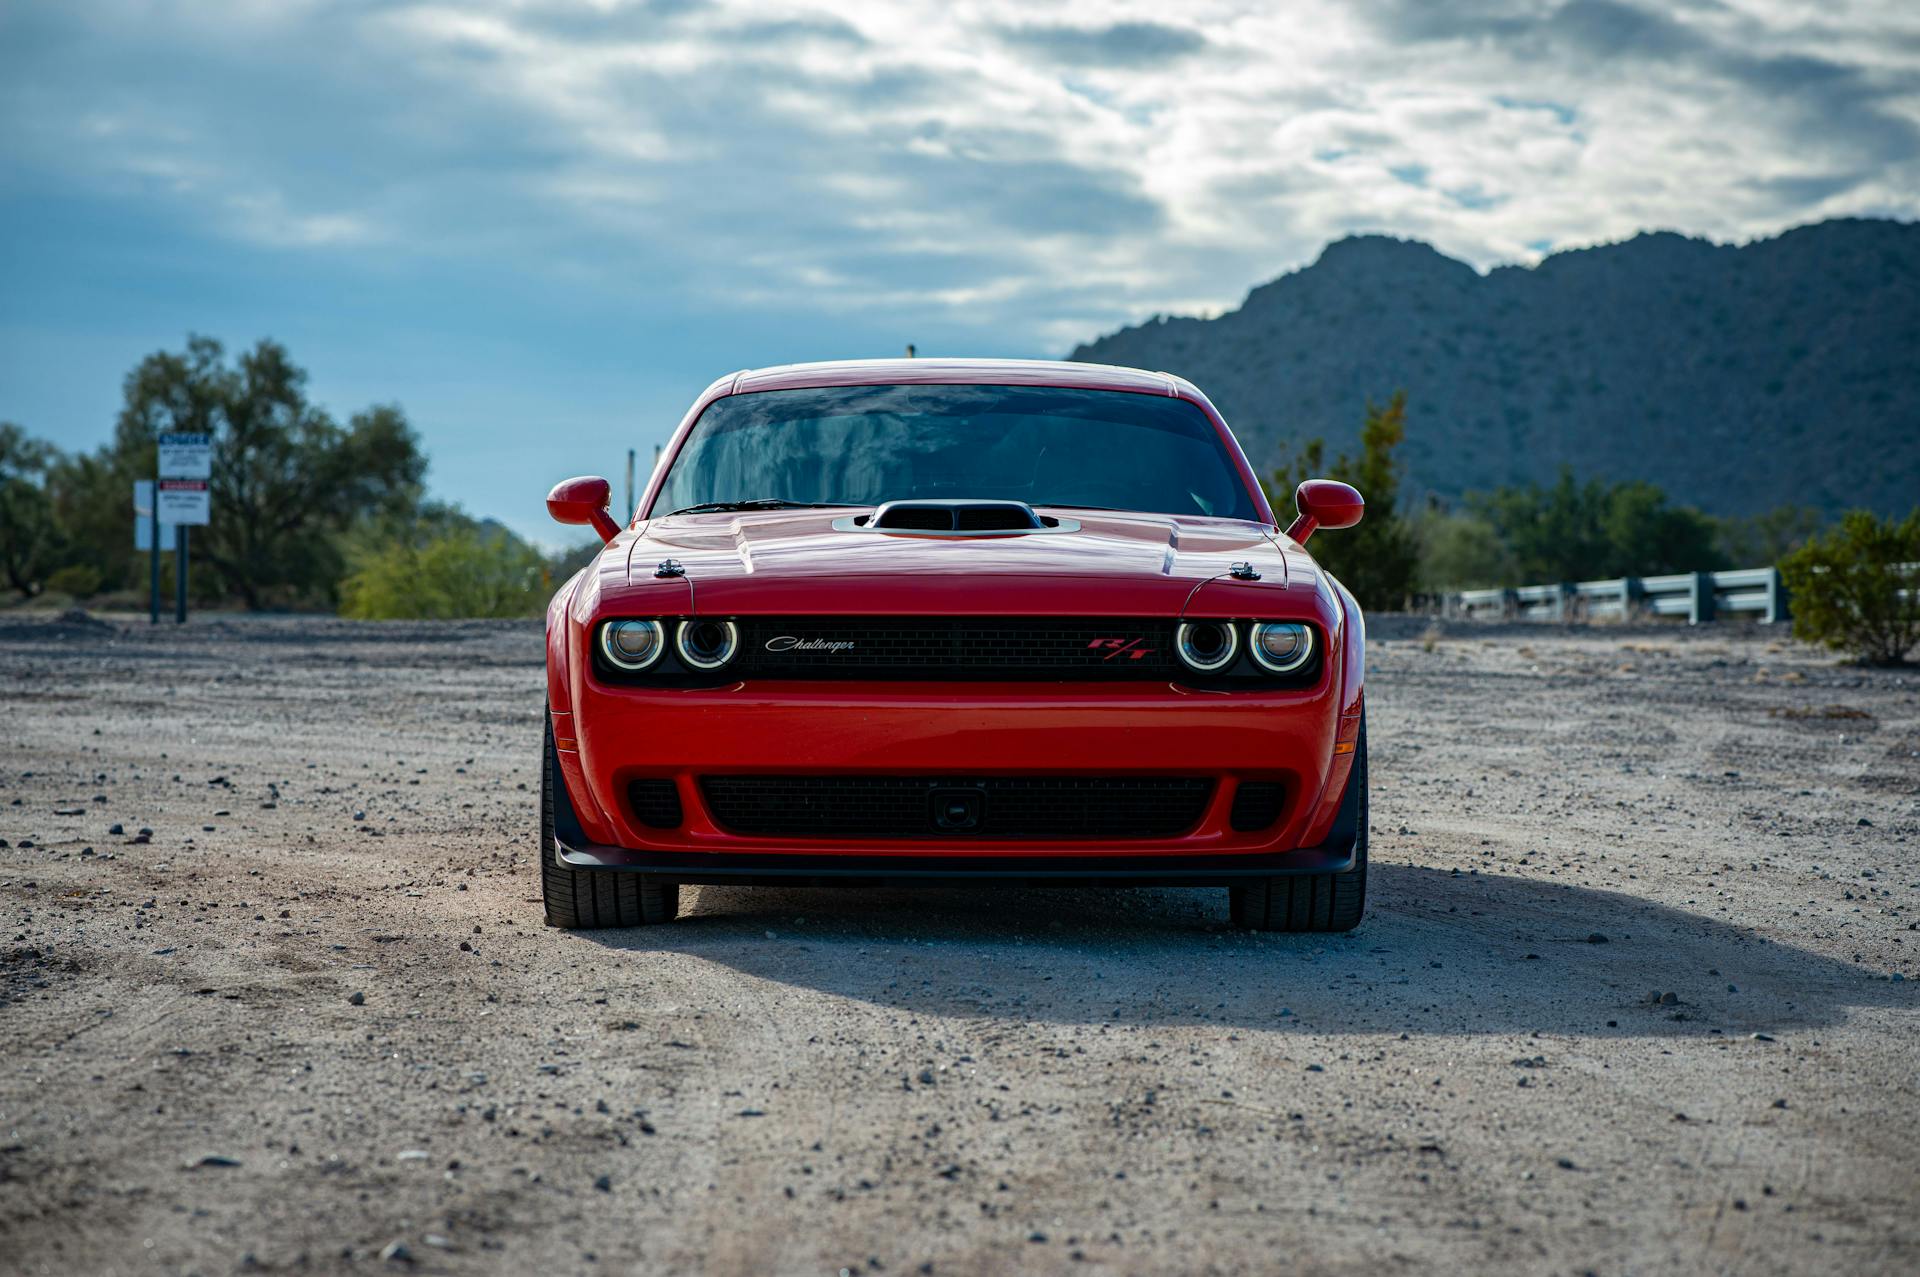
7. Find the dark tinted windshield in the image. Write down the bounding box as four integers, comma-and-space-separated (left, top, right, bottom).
651, 384, 1259, 521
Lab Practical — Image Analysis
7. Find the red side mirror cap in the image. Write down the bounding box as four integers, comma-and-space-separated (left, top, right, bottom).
1285, 479, 1364, 545
547, 475, 622, 543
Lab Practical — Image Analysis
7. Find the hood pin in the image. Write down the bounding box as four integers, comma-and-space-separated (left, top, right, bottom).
655, 559, 686, 578
1229, 562, 1261, 581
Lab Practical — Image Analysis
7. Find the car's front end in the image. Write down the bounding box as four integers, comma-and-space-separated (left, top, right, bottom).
541, 360, 1369, 929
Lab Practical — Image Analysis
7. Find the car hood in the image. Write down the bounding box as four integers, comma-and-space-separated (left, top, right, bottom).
620, 508, 1314, 617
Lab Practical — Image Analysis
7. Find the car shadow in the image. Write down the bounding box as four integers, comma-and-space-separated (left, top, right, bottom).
577, 862, 1912, 1037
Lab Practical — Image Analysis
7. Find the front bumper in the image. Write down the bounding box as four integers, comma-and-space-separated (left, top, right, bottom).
553, 719, 1363, 886
552, 676, 1360, 875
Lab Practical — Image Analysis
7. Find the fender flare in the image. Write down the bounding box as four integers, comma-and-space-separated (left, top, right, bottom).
544, 568, 621, 846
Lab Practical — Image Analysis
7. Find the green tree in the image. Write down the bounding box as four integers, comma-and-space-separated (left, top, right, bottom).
1780, 509, 1920, 666
1265, 391, 1420, 609
1599, 481, 1724, 576
0, 423, 64, 599
108, 336, 428, 607
1469, 469, 1724, 583
1469, 470, 1608, 582
1716, 505, 1823, 565
45, 449, 133, 592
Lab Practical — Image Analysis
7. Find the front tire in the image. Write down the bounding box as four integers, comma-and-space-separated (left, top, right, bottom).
1228, 716, 1368, 932
540, 714, 679, 929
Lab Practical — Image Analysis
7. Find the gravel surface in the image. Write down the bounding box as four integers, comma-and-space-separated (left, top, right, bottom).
1, 612, 1916, 1275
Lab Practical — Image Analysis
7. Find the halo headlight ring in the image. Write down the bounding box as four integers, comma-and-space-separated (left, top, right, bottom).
1174, 620, 1240, 674
675, 618, 741, 671
599, 619, 665, 671
1250, 621, 1315, 674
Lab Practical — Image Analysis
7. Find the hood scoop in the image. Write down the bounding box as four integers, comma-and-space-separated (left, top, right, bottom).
834, 499, 1080, 537
876, 499, 1040, 531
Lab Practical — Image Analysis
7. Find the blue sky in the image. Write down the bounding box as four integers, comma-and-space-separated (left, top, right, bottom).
4, 0, 1918, 542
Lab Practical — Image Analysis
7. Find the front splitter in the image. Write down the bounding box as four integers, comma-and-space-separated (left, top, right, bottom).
553, 839, 1357, 887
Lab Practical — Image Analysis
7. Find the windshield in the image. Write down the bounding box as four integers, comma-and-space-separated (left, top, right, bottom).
650, 384, 1260, 521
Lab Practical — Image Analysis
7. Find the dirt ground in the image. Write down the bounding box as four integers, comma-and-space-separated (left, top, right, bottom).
0, 611, 1915, 1276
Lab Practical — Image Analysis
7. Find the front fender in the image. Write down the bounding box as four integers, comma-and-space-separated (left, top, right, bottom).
544, 566, 622, 847
1294, 569, 1364, 847
545, 568, 587, 715
547, 554, 696, 849
1329, 572, 1365, 713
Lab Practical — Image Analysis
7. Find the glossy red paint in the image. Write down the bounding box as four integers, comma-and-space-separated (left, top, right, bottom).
546, 358, 1365, 866
1285, 479, 1366, 545
546, 475, 622, 543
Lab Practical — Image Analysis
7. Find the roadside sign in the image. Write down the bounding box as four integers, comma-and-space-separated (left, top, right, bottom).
134, 480, 156, 549
152, 433, 211, 624
157, 432, 212, 479
158, 478, 210, 526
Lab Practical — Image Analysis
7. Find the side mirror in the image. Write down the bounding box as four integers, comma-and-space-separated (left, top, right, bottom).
547, 475, 622, 543
1285, 479, 1364, 545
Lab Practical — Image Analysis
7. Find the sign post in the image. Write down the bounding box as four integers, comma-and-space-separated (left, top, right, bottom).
156, 434, 212, 624
176, 526, 189, 624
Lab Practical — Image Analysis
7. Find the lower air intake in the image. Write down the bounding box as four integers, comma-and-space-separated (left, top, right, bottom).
627, 779, 684, 829
700, 775, 1212, 840
1229, 781, 1283, 831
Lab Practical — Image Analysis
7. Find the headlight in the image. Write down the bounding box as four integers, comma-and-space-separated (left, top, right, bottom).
676, 618, 740, 671
1174, 620, 1239, 673
1250, 622, 1314, 674
599, 619, 664, 670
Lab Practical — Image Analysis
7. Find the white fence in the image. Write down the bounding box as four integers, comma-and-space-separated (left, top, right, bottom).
1445, 567, 1790, 625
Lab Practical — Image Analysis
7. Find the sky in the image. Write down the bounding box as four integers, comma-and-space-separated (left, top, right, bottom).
4, 0, 1918, 542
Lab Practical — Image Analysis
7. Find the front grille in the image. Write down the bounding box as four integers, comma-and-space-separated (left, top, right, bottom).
700, 775, 1213, 839
628, 779, 684, 828
737, 617, 1177, 679
1230, 781, 1283, 831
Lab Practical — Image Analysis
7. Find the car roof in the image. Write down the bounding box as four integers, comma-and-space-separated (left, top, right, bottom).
727, 357, 1196, 398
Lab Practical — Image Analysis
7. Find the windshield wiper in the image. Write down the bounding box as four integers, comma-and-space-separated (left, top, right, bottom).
664, 498, 856, 516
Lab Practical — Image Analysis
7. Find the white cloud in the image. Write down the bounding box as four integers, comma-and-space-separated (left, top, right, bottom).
4, 0, 1917, 345
224, 194, 379, 248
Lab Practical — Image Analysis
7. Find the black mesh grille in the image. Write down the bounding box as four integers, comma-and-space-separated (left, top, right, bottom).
700, 775, 1213, 839
739, 617, 1176, 679
628, 779, 684, 829
1230, 781, 1283, 831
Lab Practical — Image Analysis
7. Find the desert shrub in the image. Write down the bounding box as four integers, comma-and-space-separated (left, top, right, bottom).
341, 525, 548, 620
1780, 509, 1920, 666
1415, 510, 1512, 591
44, 564, 103, 599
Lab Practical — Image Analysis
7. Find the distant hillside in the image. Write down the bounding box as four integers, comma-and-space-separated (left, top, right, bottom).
1069, 219, 1920, 517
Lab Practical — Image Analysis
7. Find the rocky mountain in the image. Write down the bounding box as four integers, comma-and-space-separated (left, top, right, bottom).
1069, 218, 1920, 517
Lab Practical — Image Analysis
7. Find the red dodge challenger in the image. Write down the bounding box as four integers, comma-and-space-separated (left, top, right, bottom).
541, 358, 1368, 931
